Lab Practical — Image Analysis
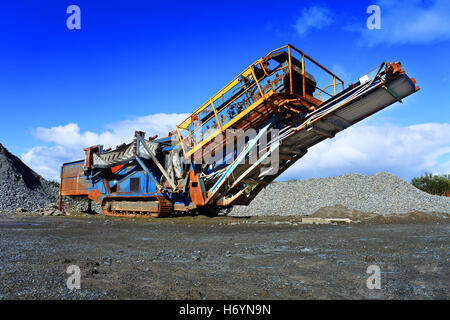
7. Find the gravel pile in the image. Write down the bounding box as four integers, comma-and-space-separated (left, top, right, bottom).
230, 172, 450, 216
0, 143, 58, 212
61, 196, 102, 214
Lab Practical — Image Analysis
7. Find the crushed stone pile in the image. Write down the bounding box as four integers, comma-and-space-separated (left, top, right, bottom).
229, 172, 450, 216
61, 196, 102, 214
0, 143, 58, 212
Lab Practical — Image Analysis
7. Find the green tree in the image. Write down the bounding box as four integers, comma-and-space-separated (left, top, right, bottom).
411, 172, 450, 196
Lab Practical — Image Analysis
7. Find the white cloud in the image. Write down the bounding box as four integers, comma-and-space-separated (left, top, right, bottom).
33, 123, 114, 148
281, 122, 450, 182
21, 113, 189, 180
294, 5, 333, 37
33, 113, 189, 149
357, 0, 450, 46
21, 146, 76, 182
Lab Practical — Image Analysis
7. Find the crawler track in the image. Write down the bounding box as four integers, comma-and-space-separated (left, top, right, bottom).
101, 195, 173, 218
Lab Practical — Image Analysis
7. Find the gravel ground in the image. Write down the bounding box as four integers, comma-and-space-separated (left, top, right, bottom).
0, 213, 448, 299
230, 172, 450, 216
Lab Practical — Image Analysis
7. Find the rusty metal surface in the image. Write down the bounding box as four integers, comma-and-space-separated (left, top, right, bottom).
189, 170, 206, 207
60, 161, 88, 196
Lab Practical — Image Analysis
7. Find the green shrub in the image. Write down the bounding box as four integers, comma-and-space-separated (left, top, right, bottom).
48, 180, 60, 188
411, 172, 450, 196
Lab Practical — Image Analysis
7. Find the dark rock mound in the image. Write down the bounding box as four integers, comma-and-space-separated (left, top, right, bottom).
0, 143, 58, 212
0, 143, 42, 190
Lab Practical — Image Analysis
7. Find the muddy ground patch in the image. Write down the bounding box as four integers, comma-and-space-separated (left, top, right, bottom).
0, 212, 448, 299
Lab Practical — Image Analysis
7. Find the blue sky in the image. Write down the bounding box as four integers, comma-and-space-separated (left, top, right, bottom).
0, 0, 449, 181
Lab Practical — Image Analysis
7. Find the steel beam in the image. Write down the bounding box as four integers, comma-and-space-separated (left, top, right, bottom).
136, 134, 176, 189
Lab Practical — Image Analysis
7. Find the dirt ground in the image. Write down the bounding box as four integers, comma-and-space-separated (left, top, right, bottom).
0, 211, 448, 300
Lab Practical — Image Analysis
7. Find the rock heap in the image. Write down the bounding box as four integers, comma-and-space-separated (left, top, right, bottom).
230, 172, 450, 216
0, 143, 58, 212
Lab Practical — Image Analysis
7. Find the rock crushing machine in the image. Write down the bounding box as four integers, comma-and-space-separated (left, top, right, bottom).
59, 44, 419, 217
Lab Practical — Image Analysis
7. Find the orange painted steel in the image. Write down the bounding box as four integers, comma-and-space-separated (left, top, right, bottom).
60, 162, 88, 196
189, 170, 206, 207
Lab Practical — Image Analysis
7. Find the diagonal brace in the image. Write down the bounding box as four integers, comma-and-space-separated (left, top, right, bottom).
136, 134, 176, 189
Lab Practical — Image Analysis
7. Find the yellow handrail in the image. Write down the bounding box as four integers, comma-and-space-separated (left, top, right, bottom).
176, 44, 345, 158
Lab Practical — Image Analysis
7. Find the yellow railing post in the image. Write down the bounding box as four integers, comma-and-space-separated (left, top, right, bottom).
333, 76, 336, 96
175, 126, 186, 156
210, 98, 223, 132
302, 54, 306, 97
288, 45, 293, 94
250, 65, 264, 99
